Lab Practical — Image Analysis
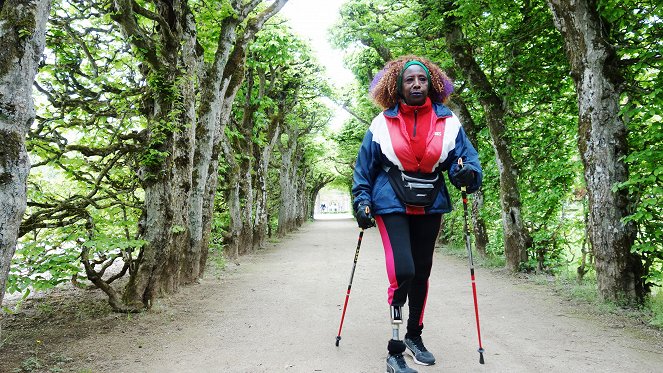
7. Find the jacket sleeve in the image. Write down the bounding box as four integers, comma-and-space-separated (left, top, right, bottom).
447, 125, 483, 193
352, 126, 380, 212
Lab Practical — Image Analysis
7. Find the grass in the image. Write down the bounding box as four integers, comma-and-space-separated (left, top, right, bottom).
647, 290, 663, 328
437, 243, 506, 268
205, 244, 226, 277
15, 352, 75, 373
438, 243, 663, 331
529, 268, 663, 330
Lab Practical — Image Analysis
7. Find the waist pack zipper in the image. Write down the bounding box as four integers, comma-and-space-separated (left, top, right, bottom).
405, 182, 434, 189
401, 173, 439, 184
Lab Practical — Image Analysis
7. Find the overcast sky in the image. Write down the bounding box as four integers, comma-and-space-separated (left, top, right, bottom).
280, 0, 355, 88
280, 0, 355, 129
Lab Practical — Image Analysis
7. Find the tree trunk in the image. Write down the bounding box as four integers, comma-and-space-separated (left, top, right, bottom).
546, 0, 645, 303
189, 16, 241, 278
253, 114, 281, 250
442, 7, 531, 270
0, 0, 51, 334
219, 122, 255, 260
227, 172, 242, 261
190, 0, 288, 272
277, 148, 294, 235
233, 68, 258, 256
240, 160, 255, 255
277, 130, 299, 236
297, 163, 308, 225
112, 0, 197, 309
448, 97, 489, 256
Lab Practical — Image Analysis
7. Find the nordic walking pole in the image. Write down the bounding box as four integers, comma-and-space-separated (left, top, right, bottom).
335, 227, 365, 346
458, 158, 485, 364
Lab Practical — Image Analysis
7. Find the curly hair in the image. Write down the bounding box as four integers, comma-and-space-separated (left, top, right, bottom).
369, 55, 454, 109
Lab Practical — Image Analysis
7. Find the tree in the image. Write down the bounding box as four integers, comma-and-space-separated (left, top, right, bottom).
222, 23, 332, 256
187, 0, 288, 283
11, 0, 289, 312
222, 23, 301, 259
0, 0, 51, 335
597, 0, 662, 294
14, 0, 345, 313
546, 0, 647, 303
17, 0, 146, 312
103, 0, 289, 309
277, 98, 333, 236
434, 0, 535, 270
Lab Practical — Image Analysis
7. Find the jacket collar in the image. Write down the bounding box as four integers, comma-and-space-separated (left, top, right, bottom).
384, 101, 452, 118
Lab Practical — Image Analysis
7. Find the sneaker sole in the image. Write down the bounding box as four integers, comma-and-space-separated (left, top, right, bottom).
406, 348, 435, 366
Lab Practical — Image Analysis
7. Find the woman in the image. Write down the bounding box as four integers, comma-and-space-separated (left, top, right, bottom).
352, 55, 482, 373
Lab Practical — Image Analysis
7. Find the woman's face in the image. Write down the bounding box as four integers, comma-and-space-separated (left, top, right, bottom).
400, 65, 429, 106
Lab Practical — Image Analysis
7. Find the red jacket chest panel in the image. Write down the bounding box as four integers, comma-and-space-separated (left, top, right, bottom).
384, 115, 446, 173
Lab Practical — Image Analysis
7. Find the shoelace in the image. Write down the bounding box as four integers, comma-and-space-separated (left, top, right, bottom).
410, 337, 428, 352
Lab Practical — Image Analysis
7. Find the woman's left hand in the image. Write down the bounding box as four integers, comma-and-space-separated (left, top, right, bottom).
455, 167, 475, 187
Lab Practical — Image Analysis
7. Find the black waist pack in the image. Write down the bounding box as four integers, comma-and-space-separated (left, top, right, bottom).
384, 166, 444, 207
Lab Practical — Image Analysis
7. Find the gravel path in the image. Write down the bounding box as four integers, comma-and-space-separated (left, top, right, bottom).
54, 216, 663, 372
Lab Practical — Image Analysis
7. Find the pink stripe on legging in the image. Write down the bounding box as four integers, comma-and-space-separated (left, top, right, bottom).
419, 279, 429, 326
376, 215, 397, 305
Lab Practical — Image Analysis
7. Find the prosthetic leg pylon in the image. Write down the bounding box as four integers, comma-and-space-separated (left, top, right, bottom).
391, 305, 403, 341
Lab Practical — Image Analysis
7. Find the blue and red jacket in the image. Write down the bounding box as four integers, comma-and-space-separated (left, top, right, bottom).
352, 101, 482, 215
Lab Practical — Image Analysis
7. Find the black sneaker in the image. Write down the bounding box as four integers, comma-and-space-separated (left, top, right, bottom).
404, 336, 436, 365
386, 353, 418, 373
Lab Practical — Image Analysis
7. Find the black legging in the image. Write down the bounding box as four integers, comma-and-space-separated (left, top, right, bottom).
375, 213, 442, 349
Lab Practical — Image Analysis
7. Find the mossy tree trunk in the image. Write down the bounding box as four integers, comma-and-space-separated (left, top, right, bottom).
0, 0, 51, 335
546, 0, 645, 303
110, 0, 198, 309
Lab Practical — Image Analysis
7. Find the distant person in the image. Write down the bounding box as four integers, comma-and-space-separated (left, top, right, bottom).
351, 55, 482, 373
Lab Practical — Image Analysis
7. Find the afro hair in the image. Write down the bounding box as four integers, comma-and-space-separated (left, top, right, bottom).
369, 55, 454, 109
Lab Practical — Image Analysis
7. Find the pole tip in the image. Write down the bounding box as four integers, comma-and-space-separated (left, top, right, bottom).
478, 348, 485, 364
335, 336, 341, 347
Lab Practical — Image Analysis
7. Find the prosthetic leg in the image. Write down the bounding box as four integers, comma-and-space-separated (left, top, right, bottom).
388, 305, 407, 355
387, 305, 417, 372
390, 305, 403, 341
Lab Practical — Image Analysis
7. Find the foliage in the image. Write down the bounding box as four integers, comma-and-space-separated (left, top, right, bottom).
649, 290, 663, 328
603, 0, 663, 289
217, 17, 336, 250
12, 0, 145, 295
330, 0, 582, 271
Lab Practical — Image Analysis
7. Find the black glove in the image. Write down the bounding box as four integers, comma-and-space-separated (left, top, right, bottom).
455, 166, 475, 187
356, 202, 375, 229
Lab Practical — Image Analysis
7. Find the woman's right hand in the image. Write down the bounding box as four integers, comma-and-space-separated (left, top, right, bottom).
356, 202, 376, 229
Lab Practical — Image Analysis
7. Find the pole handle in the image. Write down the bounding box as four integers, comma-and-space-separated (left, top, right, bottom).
457, 158, 467, 193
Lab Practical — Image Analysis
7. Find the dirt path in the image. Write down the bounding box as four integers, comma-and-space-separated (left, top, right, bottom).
4, 217, 663, 372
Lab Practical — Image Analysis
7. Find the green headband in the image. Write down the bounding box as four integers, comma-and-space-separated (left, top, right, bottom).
397, 60, 431, 93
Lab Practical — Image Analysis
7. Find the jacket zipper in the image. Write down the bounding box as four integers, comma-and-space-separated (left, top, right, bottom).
413, 110, 418, 137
